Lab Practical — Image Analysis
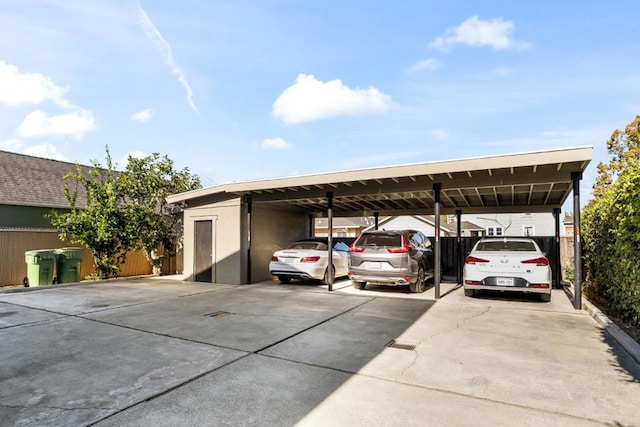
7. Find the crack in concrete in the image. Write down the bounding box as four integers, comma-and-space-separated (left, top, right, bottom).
397, 347, 420, 381
428, 306, 492, 340
0, 403, 116, 411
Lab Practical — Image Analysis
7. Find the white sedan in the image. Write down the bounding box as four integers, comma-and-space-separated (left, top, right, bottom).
463, 237, 552, 302
269, 240, 350, 284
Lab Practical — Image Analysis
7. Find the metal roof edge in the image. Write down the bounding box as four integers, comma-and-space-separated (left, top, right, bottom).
166, 146, 593, 204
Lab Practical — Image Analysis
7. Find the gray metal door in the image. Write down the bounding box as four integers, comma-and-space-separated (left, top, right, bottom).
194, 220, 213, 282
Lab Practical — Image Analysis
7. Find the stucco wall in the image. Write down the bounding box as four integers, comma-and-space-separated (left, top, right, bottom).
181, 199, 311, 285
182, 197, 243, 284
251, 204, 310, 282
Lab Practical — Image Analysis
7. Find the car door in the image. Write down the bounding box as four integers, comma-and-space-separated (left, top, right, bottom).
408, 231, 425, 274
419, 231, 434, 273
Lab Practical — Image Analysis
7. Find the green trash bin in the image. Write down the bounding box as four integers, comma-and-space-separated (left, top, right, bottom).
54, 248, 84, 284
25, 250, 56, 287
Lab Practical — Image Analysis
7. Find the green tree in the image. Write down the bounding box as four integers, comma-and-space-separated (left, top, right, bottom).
120, 153, 201, 274
593, 115, 640, 196
583, 115, 640, 326
48, 148, 130, 278
49, 148, 201, 279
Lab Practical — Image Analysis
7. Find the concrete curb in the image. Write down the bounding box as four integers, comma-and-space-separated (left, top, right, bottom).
564, 285, 640, 365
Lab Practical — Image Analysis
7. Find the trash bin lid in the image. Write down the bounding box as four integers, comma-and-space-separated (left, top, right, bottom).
54, 247, 84, 260
25, 249, 57, 262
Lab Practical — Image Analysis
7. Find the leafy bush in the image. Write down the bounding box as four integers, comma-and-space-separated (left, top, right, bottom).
583, 127, 640, 327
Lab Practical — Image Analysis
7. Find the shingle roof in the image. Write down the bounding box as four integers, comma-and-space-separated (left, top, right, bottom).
0, 150, 89, 209
446, 220, 484, 231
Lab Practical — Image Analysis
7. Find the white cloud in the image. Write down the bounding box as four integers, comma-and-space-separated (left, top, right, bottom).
272, 74, 394, 124
262, 137, 292, 150
407, 58, 442, 73
122, 150, 147, 165
0, 61, 70, 107
15, 109, 96, 139
137, 3, 198, 113
23, 143, 68, 161
126, 150, 148, 159
130, 108, 155, 123
0, 138, 23, 151
429, 16, 530, 50
431, 129, 450, 140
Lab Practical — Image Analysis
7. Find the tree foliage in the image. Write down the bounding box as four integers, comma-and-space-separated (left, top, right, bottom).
49, 147, 201, 279
593, 115, 640, 197
120, 153, 201, 273
583, 115, 640, 326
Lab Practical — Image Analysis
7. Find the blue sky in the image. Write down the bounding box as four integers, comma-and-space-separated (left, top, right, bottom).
1, 1, 639, 203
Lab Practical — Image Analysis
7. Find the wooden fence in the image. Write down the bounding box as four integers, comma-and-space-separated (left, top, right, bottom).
0, 229, 153, 287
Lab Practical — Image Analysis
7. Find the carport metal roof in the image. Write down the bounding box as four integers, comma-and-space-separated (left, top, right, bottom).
168, 146, 592, 215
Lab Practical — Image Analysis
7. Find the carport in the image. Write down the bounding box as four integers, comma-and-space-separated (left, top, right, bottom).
167, 146, 592, 309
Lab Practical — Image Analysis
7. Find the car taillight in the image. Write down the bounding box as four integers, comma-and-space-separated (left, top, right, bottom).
350, 244, 365, 253
464, 280, 483, 286
300, 256, 321, 263
271, 256, 278, 261
521, 257, 549, 266
387, 245, 411, 253
531, 284, 550, 288
465, 256, 489, 264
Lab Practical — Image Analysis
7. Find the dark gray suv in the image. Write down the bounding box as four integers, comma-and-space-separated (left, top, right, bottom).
348, 229, 434, 293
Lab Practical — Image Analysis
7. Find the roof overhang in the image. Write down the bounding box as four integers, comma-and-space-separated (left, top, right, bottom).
167, 146, 592, 216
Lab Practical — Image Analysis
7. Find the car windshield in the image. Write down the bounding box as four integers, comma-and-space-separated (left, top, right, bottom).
356, 233, 402, 247
475, 240, 536, 252
333, 241, 350, 251
287, 241, 328, 250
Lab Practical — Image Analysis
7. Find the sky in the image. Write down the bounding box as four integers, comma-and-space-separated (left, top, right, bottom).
1, 1, 639, 206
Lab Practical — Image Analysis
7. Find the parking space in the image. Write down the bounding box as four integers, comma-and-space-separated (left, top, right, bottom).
0, 277, 638, 426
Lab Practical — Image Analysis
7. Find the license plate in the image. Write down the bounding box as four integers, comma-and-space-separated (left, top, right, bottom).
497, 277, 514, 286
368, 262, 382, 269
283, 258, 294, 263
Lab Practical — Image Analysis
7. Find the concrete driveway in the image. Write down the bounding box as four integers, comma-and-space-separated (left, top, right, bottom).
0, 277, 638, 426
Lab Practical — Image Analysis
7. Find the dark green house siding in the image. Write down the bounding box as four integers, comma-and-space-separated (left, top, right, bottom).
0, 205, 69, 229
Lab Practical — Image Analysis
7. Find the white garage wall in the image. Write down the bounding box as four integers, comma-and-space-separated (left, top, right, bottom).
251, 204, 310, 282
183, 197, 243, 284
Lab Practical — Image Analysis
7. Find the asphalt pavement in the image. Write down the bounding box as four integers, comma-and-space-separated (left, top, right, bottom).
0, 277, 639, 426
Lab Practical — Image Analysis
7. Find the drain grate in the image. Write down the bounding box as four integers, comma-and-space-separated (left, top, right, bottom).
204, 311, 230, 318
386, 340, 416, 351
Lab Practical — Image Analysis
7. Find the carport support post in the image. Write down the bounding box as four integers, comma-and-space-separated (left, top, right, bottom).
456, 209, 462, 285
309, 214, 315, 238
553, 207, 562, 289
246, 196, 252, 284
572, 172, 583, 310
374, 212, 379, 230
434, 183, 442, 299
327, 191, 334, 291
